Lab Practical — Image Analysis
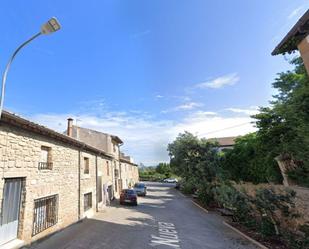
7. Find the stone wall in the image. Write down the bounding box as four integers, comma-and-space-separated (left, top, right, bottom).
119, 162, 139, 189
0, 123, 111, 245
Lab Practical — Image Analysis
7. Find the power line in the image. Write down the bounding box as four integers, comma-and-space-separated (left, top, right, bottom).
200, 122, 252, 136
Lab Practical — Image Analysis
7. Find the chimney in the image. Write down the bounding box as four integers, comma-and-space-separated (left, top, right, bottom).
67, 118, 73, 137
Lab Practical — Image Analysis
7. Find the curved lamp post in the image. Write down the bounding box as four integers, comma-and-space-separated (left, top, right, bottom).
0, 17, 61, 119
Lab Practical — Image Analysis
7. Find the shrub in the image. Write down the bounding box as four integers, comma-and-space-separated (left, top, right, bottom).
181, 179, 197, 194
196, 182, 217, 207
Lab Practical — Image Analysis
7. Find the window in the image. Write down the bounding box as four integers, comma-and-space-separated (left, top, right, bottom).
84, 192, 92, 211
113, 144, 116, 153
115, 180, 118, 192
32, 195, 58, 235
98, 176, 102, 203
106, 161, 109, 176
38, 146, 52, 170
84, 157, 89, 174
114, 169, 119, 178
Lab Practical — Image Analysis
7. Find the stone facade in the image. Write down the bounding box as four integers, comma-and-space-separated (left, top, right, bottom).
0, 112, 112, 246
68, 124, 140, 193
120, 155, 139, 189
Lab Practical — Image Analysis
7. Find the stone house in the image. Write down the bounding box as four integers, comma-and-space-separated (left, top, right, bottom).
65, 120, 138, 197
66, 118, 123, 198
0, 111, 113, 247
119, 153, 139, 189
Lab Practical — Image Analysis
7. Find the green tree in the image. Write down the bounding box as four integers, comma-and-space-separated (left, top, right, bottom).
155, 163, 171, 177
253, 57, 309, 186
167, 132, 220, 186
221, 133, 282, 183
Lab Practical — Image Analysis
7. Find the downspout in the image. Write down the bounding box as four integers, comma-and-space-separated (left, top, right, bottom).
78, 150, 81, 220
95, 155, 98, 212
118, 142, 124, 190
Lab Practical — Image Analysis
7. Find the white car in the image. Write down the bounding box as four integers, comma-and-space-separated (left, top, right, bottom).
163, 178, 178, 183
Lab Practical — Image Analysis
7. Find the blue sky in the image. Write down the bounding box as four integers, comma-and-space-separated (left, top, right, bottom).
1, 1, 308, 165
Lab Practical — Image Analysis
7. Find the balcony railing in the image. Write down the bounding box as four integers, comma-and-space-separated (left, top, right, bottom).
38, 162, 53, 170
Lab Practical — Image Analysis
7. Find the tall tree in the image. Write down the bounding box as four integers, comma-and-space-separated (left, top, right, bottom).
253, 57, 309, 186
167, 132, 219, 185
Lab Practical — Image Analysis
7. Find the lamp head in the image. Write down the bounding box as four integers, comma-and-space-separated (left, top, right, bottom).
41, 17, 61, 34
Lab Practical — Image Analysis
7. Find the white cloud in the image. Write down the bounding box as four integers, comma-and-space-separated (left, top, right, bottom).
226, 106, 259, 116
195, 73, 239, 89
288, 6, 304, 20
162, 102, 203, 113
29, 106, 256, 166
155, 95, 164, 98
176, 102, 203, 110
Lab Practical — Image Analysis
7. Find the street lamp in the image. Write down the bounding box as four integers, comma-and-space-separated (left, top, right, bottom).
0, 17, 61, 119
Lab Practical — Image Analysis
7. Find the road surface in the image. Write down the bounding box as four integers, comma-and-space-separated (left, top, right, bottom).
29, 182, 258, 249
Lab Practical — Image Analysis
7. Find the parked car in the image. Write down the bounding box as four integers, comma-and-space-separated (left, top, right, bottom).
120, 189, 138, 205
133, 183, 147, 196
163, 178, 178, 183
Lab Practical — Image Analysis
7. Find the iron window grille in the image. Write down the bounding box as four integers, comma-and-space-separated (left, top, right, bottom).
38, 162, 53, 170
32, 194, 58, 236
84, 192, 92, 211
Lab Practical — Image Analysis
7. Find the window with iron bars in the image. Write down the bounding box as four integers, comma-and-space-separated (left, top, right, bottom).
32, 194, 58, 236
84, 192, 92, 211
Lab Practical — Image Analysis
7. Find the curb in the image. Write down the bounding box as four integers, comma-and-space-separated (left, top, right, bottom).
191, 200, 209, 213
223, 221, 268, 249
177, 191, 186, 198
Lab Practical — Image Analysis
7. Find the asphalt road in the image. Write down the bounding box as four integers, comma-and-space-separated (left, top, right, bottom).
29, 182, 259, 249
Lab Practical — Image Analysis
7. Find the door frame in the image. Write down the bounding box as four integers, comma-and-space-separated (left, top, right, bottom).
0, 177, 24, 245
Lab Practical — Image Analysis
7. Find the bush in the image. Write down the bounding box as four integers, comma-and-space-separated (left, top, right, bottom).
181, 179, 197, 194
196, 182, 217, 207
215, 182, 253, 224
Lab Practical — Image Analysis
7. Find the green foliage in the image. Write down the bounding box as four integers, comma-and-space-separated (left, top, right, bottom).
138, 162, 177, 181
181, 178, 197, 194
219, 57, 309, 187
253, 57, 309, 187
138, 166, 165, 181
155, 163, 172, 178
167, 131, 220, 186
221, 133, 282, 183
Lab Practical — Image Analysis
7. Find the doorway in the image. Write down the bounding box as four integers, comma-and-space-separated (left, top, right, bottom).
0, 178, 23, 245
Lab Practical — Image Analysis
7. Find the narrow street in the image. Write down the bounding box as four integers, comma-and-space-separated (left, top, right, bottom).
29, 182, 258, 249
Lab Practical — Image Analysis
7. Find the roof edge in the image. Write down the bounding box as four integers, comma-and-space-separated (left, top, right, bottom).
1, 111, 113, 159
272, 9, 309, 55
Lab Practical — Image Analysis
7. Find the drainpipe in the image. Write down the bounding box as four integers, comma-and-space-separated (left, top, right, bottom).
118, 143, 123, 180
111, 158, 115, 200
118, 142, 124, 190
95, 155, 98, 212
78, 150, 81, 220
